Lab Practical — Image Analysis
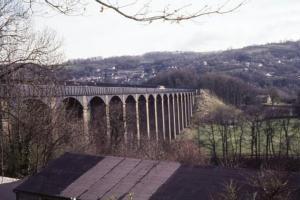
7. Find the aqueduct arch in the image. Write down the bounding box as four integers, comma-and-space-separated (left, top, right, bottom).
62, 97, 83, 119
148, 95, 156, 140
89, 96, 106, 150
109, 96, 124, 145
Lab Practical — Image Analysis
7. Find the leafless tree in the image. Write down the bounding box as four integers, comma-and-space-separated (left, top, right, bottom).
0, 0, 70, 177
0, 1, 63, 83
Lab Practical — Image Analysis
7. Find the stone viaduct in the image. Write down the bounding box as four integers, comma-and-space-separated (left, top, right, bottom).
1, 85, 196, 143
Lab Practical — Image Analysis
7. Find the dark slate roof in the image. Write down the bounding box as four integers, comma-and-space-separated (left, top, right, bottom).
14, 153, 300, 200
14, 153, 103, 197
14, 153, 180, 200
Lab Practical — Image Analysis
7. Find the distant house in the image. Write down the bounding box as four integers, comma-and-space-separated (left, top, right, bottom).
12, 153, 271, 200
256, 94, 272, 104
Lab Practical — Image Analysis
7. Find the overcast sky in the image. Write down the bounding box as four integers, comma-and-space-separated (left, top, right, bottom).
33, 0, 300, 59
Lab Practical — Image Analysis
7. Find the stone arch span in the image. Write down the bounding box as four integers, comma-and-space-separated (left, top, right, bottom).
174, 93, 179, 136
156, 94, 163, 140
186, 93, 190, 125
89, 96, 107, 151
178, 93, 183, 131
148, 94, 155, 140
182, 93, 187, 127
125, 95, 136, 142
88, 96, 105, 106
62, 97, 83, 119
163, 94, 170, 140
138, 95, 147, 139
169, 94, 175, 139
109, 96, 124, 145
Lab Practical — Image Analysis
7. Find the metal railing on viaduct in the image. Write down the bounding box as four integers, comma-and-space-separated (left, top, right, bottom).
1, 84, 196, 143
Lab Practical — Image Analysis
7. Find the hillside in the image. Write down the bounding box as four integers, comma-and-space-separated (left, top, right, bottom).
193, 90, 226, 120
182, 89, 242, 140
61, 41, 300, 97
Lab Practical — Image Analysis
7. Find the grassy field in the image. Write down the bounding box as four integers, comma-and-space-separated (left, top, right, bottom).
194, 119, 300, 157
184, 90, 300, 158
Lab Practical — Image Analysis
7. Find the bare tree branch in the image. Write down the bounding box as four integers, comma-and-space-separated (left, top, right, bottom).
93, 0, 246, 22
28, 0, 246, 22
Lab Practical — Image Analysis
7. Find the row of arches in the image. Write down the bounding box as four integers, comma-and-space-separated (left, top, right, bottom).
5, 92, 195, 149
79, 93, 195, 146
